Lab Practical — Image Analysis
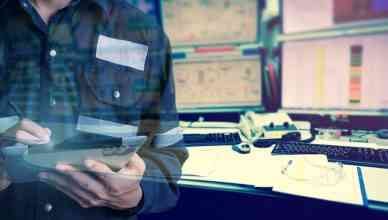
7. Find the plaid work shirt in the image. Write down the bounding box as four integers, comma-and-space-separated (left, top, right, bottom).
0, 0, 187, 219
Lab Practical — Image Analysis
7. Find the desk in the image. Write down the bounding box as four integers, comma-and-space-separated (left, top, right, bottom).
178, 178, 388, 212
154, 127, 388, 220
142, 179, 388, 220
179, 148, 388, 208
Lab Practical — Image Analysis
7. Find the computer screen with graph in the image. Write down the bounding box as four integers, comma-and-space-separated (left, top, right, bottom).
281, 33, 388, 115
283, 0, 388, 34
162, 0, 259, 46
174, 57, 263, 112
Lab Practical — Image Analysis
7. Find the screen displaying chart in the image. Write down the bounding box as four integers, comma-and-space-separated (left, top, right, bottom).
283, 0, 388, 34
162, 0, 259, 46
174, 57, 262, 111
281, 33, 388, 115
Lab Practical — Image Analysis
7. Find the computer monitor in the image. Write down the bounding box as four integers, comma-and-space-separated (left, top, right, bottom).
282, 0, 388, 34
173, 56, 263, 112
281, 33, 388, 116
282, 33, 388, 115
161, 0, 260, 46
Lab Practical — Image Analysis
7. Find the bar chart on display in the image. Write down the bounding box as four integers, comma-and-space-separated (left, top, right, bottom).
281, 33, 388, 114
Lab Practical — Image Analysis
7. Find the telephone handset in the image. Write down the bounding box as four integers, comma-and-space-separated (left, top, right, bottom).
239, 112, 264, 141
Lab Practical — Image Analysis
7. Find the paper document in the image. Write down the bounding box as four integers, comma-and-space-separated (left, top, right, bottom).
208, 148, 275, 187
272, 155, 364, 205
182, 147, 220, 178
182, 146, 275, 187
182, 127, 239, 134
180, 121, 239, 129
362, 167, 388, 203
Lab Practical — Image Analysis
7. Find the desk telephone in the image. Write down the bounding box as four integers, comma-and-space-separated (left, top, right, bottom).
179, 112, 300, 148
239, 112, 299, 142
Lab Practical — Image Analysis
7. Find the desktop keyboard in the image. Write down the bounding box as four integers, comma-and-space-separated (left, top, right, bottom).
271, 141, 388, 168
183, 133, 242, 147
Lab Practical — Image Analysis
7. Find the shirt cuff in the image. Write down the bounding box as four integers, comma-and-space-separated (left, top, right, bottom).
138, 157, 179, 214
0, 136, 17, 149
104, 195, 144, 217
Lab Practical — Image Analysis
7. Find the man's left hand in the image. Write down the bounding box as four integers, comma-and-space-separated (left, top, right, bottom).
38, 153, 146, 210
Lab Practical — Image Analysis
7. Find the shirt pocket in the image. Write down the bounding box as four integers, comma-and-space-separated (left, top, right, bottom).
82, 59, 147, 108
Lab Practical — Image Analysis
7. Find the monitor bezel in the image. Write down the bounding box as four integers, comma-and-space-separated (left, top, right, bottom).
280, 0, 388, 36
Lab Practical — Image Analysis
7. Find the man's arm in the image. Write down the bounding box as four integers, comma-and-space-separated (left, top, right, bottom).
135, 31, 188, 213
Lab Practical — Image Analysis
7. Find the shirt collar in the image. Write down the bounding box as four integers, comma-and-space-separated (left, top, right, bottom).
89, 0, 110, 15
0, 0, 110, 15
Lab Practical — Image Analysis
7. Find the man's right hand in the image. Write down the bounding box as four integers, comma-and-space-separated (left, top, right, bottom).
3, 118, 52, 145
0, 119, 51, 191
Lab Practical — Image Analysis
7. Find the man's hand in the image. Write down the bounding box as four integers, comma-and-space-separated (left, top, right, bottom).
0, 157, 10, 191
38, 153, 146, 210
0, 118, 51, 191
3, 118, 51, 145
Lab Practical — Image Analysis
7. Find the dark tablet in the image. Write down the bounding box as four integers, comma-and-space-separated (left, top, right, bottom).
23, 133, 148, 170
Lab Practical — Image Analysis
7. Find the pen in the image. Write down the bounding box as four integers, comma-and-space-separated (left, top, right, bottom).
6, 101, 51, 145
0, 102, 22, 143
8, 101, 24, 120
2, 102, 41, 144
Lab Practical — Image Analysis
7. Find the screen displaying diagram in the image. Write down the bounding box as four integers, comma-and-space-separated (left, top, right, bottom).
174, 57, 262, 110
162, 0, 259, 45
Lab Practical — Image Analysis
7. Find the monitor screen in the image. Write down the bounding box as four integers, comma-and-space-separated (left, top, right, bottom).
174, 57, 263, 112
282, 0, 388, 34
281, 33, 388, 115
162, 0, 259, 46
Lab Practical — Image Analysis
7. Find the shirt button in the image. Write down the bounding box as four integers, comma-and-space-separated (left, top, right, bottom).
113, 90, 121, 99
50, 97, 57, 107
49, 49, 57, 57
44, 203, 53, 213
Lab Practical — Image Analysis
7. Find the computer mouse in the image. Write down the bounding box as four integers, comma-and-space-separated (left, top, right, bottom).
377, 129, 388, 139
232, 143, 251, 154
253, 138, 279, 148
282, 131, 301, 141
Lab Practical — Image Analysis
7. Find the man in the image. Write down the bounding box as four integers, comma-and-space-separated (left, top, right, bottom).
0, 0, 187, 219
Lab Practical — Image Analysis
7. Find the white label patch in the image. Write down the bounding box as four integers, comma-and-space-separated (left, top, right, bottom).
96, 35, 148, 71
